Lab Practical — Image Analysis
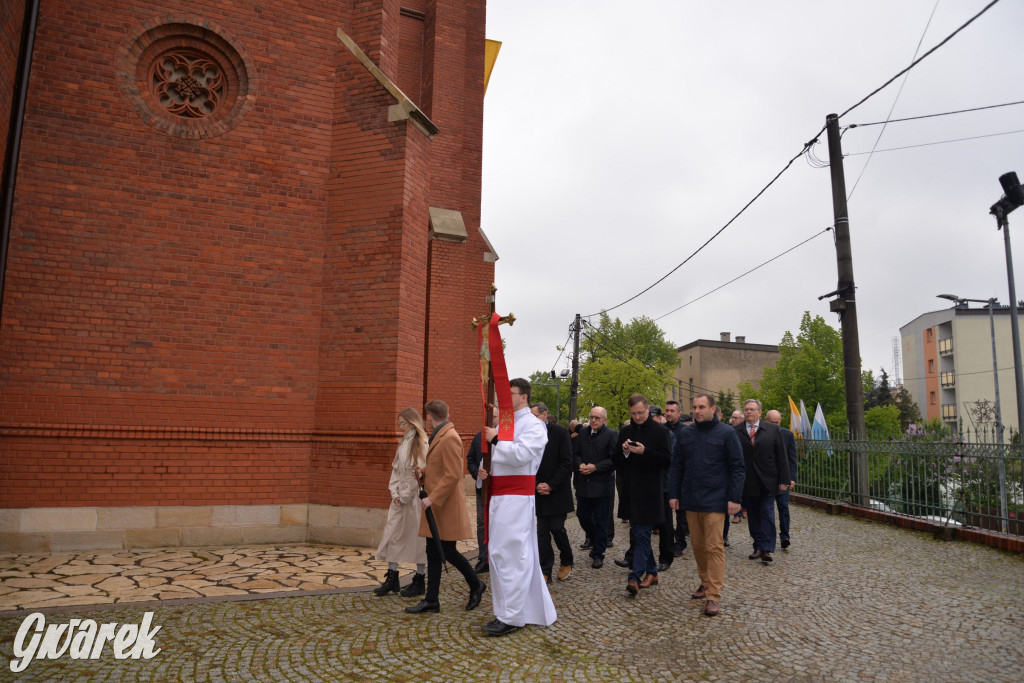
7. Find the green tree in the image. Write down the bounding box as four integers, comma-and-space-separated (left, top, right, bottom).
577, 313, 677, 426
892, 386, 921, 430
755, 312, 845, 424
716, 390, 737, 417
865, 368, 894, 410
864, 404, 900, 435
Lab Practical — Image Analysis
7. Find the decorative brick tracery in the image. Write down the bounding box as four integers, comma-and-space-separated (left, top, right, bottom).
116, 19, 254, 138
151, 49, 225, 118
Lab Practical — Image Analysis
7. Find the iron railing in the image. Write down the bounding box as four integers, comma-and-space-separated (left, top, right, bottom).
797, 427, 1024, 536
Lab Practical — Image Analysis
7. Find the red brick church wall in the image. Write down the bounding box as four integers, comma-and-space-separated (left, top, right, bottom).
0, 0, 491, 526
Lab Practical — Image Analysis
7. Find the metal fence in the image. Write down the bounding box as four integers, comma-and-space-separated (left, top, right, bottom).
797, 427, 1024, 536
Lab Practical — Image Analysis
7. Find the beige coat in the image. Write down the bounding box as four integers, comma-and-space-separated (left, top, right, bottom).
375, 432, 428, 564
418, 422, 472, 541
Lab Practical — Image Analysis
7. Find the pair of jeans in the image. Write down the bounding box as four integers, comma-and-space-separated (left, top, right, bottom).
775, 489, 791, 541
743, 494, 778, 553
537, 513, 573, 577
629, 522, 657, 583
576, 496, 611, 561
425, 538, 479, 603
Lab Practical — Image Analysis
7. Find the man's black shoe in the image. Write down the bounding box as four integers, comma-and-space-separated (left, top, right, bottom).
483, 619, 520, 636
673, 545, 685, 557
781, 538, 791, 549
473, 560, 489, 574
613, 558, 630, 568
405, 600, 440, 614
607, 540, 614, 548
579, 539, 592, 550
724, 539, 730, 547
761, 551, 773, 564
657, 561, 671, 572
466, 581, 486, 611
591, 558, 604, 569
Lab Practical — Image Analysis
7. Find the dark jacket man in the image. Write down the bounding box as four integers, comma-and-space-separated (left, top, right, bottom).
735, 402, 791, 559
613, 417, 671, 525
573, 423, 617, 498
535, 422, 574, 517
735, 420, 790, 497
668, 416, 745, 512
780, 427, 798, 484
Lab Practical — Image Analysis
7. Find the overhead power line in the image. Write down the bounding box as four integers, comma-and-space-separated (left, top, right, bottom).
653, 227, 833, 323
847, 99, 1024, 128
580, 0, 1003, 328
845, 128, 1024, 155
584, 137, 818, 318
837, 0, 1003, 120
846, 0, 940, 201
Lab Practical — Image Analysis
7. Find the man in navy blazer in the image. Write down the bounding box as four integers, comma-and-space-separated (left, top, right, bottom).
735, 399, 790, 564
766, 409, 798, 549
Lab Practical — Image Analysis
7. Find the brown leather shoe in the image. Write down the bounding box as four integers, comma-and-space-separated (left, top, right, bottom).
639, 573, 659, 588
748, 550, 762, 560
557, 565, 572, 581
691, 584, 707, 600
704, 599, 720, 616
626, 579, 639, 595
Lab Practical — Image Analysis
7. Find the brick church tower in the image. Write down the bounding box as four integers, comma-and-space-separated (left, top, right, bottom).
0, 0, 495, 550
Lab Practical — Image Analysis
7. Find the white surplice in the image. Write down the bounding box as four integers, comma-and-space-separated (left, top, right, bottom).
488, 407, 557, 627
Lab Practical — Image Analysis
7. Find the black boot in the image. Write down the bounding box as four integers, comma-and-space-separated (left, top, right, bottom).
373, 569, 400, 596
400, 572, 425, 598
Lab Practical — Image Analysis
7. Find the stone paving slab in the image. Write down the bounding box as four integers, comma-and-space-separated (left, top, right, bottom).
1, 506, 1022, 681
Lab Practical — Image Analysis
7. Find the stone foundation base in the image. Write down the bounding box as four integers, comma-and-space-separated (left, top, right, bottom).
0, 504, 388, 552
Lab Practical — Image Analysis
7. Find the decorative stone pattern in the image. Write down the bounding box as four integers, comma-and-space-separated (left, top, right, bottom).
115, 19, 253, 138
0, 499, 477, 612
0, 507, 1022, 681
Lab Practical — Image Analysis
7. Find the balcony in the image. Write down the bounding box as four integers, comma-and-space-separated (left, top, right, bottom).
941, 404, 957, 421
939, 371, 955, 388
938, 338, 953, 355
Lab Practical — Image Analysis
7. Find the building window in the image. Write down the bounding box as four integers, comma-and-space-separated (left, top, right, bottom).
689, 355, 693, 365
927, 328, 933, 342
930, 391, 936, 405
928, 359, 934, 373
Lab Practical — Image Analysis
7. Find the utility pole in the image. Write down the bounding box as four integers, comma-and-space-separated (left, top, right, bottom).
825, 113, 868, 507
568, 314, 581, 422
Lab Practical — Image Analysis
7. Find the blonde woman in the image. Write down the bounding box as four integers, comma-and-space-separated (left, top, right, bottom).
373, 408, 429, 597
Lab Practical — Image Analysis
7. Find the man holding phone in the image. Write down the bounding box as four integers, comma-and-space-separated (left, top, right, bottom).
613, 394, 671, 596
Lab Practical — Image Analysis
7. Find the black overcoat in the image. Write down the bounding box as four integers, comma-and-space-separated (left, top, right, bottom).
613, 418, 671, 525
572, 424, 618, 498
735, 421, 791, 497
535, 423, 575, 516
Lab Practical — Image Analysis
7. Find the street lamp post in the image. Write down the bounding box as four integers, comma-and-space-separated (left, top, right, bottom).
937, 294, 1008, 533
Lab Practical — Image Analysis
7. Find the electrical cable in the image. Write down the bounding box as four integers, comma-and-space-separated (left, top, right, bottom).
847, 99, 1024, 128
549, 324, 576, 374
847, 0, 940, 201
583, 137, 819, 318
653, 227, 833, 323
837, 0, 1002, 120
844, 128, 1024, 155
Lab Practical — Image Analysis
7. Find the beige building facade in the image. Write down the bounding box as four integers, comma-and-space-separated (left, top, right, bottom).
671, 333, 780, 406
901, 303, 1023, 433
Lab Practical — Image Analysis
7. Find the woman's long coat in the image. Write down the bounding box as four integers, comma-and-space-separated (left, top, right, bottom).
375, 433, 428, 564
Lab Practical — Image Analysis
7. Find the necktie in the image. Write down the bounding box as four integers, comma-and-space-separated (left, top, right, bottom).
748, 425, 756, 446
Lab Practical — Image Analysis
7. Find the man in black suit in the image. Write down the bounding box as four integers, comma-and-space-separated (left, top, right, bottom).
765, 409, 798, 549
531, 402, 575, 582
735, 399, 790, 564
466, 406, 498, 574
573, 406, 617, 568
613, 394, 672, 595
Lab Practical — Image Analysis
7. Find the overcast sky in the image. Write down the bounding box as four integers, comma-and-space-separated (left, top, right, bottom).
479, 0, 1024, 393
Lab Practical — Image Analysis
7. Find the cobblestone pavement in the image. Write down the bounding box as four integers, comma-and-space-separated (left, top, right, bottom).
1, 505, 1022, 681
